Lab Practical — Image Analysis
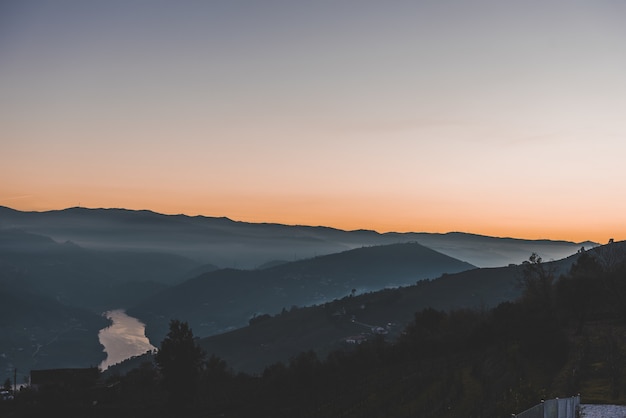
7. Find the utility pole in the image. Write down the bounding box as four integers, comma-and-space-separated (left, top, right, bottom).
14, 368, 17, 393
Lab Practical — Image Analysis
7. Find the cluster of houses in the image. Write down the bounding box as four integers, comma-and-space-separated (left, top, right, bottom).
344, 323, 392, 345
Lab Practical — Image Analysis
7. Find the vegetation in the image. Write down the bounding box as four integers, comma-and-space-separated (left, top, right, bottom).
154, 319, 205, 405
3, 247, 626, 417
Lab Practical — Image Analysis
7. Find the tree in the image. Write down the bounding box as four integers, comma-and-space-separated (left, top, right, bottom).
594, 240, 624, 272
155, 319, 205, 405
556, 252, 603, 333
517, 254, 567, 364
519, 253, 555, 310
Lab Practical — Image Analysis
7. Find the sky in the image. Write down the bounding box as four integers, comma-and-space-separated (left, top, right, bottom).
2, 0, 625, 243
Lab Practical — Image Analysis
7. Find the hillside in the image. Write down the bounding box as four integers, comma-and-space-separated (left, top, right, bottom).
196, 256, 570, 373
129, 242, 476, 343
0, 206, 592, 268
0, 229, 199, 310
193, 243, 596, 373
0, 263, 108, 382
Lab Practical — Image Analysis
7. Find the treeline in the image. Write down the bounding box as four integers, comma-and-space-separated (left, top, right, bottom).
4, 248, 626, 417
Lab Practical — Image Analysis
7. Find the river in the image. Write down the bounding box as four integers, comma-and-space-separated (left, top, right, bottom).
98, 309, 156, 370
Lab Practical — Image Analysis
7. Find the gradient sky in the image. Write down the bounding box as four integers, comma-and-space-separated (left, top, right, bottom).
2, 1, 625, 243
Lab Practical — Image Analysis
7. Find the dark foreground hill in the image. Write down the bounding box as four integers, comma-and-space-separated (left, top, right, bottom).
0, 206, 593, 268
130, 242, 476, 343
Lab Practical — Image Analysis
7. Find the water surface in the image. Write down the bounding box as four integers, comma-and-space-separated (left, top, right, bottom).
99, 309, 156, 370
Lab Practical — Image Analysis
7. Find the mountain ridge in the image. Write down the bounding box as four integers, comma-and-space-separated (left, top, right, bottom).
0, 205, 595, 268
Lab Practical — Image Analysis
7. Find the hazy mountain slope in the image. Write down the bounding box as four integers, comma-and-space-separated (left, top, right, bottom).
0, 206, 361, 267
196, 250, 588, 373
196, 265, 520, 373
0, 263, 108, 381
130, 242, 476, 343
393, 232, 597, 268
180, 263, 220, 281
0, 229, 197, 310
0, 206, 593, 268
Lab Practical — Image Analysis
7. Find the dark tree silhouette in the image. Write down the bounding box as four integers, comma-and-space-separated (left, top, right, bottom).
519, 253, 555, 310
155, 319, 205, 405
556, 252, 604, 333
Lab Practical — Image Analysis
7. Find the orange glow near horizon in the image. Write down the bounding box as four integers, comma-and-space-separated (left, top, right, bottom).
0, 186, 620, 245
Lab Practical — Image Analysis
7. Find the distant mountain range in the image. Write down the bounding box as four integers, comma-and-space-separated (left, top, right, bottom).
0, 205, 600, 380
0, 206, 596, 268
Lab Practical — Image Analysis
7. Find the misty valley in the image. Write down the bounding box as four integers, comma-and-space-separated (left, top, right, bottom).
2, 206, 626, 417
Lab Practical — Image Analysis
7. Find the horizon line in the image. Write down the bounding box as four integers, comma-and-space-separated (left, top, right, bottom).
0, 204, 601, 245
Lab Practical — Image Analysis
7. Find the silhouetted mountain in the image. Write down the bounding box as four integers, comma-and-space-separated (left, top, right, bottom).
129, 242, 476, 343
0, 206, 593, 268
